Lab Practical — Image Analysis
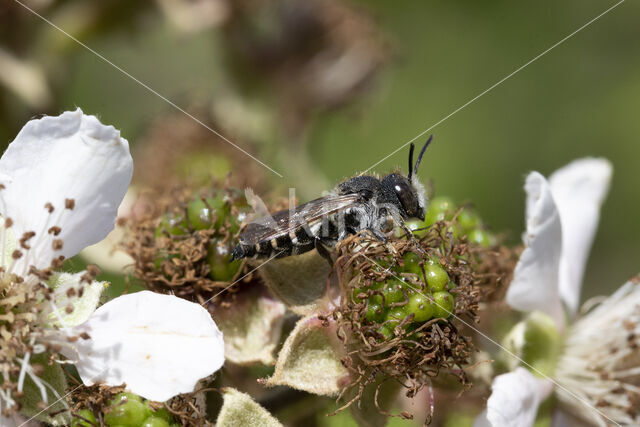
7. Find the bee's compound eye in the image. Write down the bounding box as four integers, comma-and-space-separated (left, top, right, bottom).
394, 180, 419, 217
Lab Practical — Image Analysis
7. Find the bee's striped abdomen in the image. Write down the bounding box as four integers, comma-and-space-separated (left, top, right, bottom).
231, 215, 342, 260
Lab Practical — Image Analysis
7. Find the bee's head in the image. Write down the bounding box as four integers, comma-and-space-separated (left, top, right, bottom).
379, 136, 432, 220
380, 173, 424, 220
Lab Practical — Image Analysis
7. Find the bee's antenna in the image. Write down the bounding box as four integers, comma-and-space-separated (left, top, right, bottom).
412, 134, 433, 178
408, 143, 415, 180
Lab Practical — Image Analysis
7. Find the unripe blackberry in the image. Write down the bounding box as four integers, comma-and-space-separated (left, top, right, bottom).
423, 196, 455, 226
104, 392, 149, 426
130, 186, 251, 303
141, 417, 171, 427
71, 409, 97, 427
425, 262, 449, 292
468, 228, 494, 247
382, 279, 407, 304
432, 291, 455, 319
406, 293, 435, 322
366, 301, 387, 322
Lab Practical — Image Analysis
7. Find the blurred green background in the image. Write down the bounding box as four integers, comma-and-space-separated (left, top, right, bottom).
1, 0, 638, 373
2, 0, 639, 425
2, 0, 638, 303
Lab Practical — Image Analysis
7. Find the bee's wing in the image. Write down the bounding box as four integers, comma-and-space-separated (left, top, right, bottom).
239, 193, 361, 244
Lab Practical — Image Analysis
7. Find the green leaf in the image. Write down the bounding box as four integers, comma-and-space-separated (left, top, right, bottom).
18, 353, 70, 426
262, 315, 350, 396
213, 287, 286, 365
217, 388, 282, 427
257, 250, 332, 315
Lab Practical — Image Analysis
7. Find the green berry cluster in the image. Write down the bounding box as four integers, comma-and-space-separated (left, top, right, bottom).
155, 190, 248, 281
72, 393, 179, 427
409, 196, 495, 247
353, 253, 457, 339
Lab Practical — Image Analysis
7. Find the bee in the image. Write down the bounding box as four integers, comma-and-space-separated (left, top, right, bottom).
231, 136, 432, 262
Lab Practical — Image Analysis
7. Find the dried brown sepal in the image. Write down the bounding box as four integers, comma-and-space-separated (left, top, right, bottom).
330, 219, 511, 422
123, 183, 252, 307
469, 241, 519, 303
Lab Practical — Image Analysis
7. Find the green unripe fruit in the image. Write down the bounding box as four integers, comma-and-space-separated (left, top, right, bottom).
401, 252, 422, 275
432, 291, 455, 319
104, 395, 149, 427
352, 282, 384, 303
425, 256, 440, 266
425, 263, 449, 292
446, 223, 465, 239
111, 392, 143, 404
207, 243, 241, 281
457, 209, 481, 231
424, 196, 454, 226
387, 307, 409, 323
406, 293, 435, 322
186, 198, 213, 230
187, 196, 232, 231
404, 220, 422, 232
377, 323, 394, 339
372, 258, 392, 272
367, 293, 383, 306
383, 279, 407, 304
141, 417, 171, 427
72, 409, 96, 427
468, 229, 494, 247
366, 301, 387, 322
144, 403, 174, 423
155, 214, 186, 237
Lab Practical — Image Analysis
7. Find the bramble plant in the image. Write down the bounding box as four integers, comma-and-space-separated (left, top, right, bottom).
410, 195, 496, 247
72, 392, 179, 427
1, 111, 634, 427
328, 205, 507, 421
126, 186, 251, 305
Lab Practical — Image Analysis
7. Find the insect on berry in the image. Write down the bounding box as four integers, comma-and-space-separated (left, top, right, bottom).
232, 136, 434, 263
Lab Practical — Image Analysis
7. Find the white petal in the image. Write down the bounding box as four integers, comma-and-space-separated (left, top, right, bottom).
80, 188, 137, 274
68, 291, 224, 402
49, 272, 107, 327
507, 172, 564, 328
549, 158, 612, 316
473, 410, 491, 427
480, 368, 553, 427
0, 109, 133, 270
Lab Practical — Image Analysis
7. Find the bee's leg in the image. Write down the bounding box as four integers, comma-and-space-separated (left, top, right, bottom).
367, 228, 400, 258
399, 223, 413, 238
314, 237, 334, 266
399, 223, 425, 253
367, 228, 388, 243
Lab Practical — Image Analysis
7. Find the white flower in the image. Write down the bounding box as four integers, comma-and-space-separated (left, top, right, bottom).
554, 279, 640, 426
66, 291, 225, 402
476, 158, 612, 427
0, 109, 133, 414
0, 110, 225, 418
0, 109, 132, 271
79, 187, 137, 274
